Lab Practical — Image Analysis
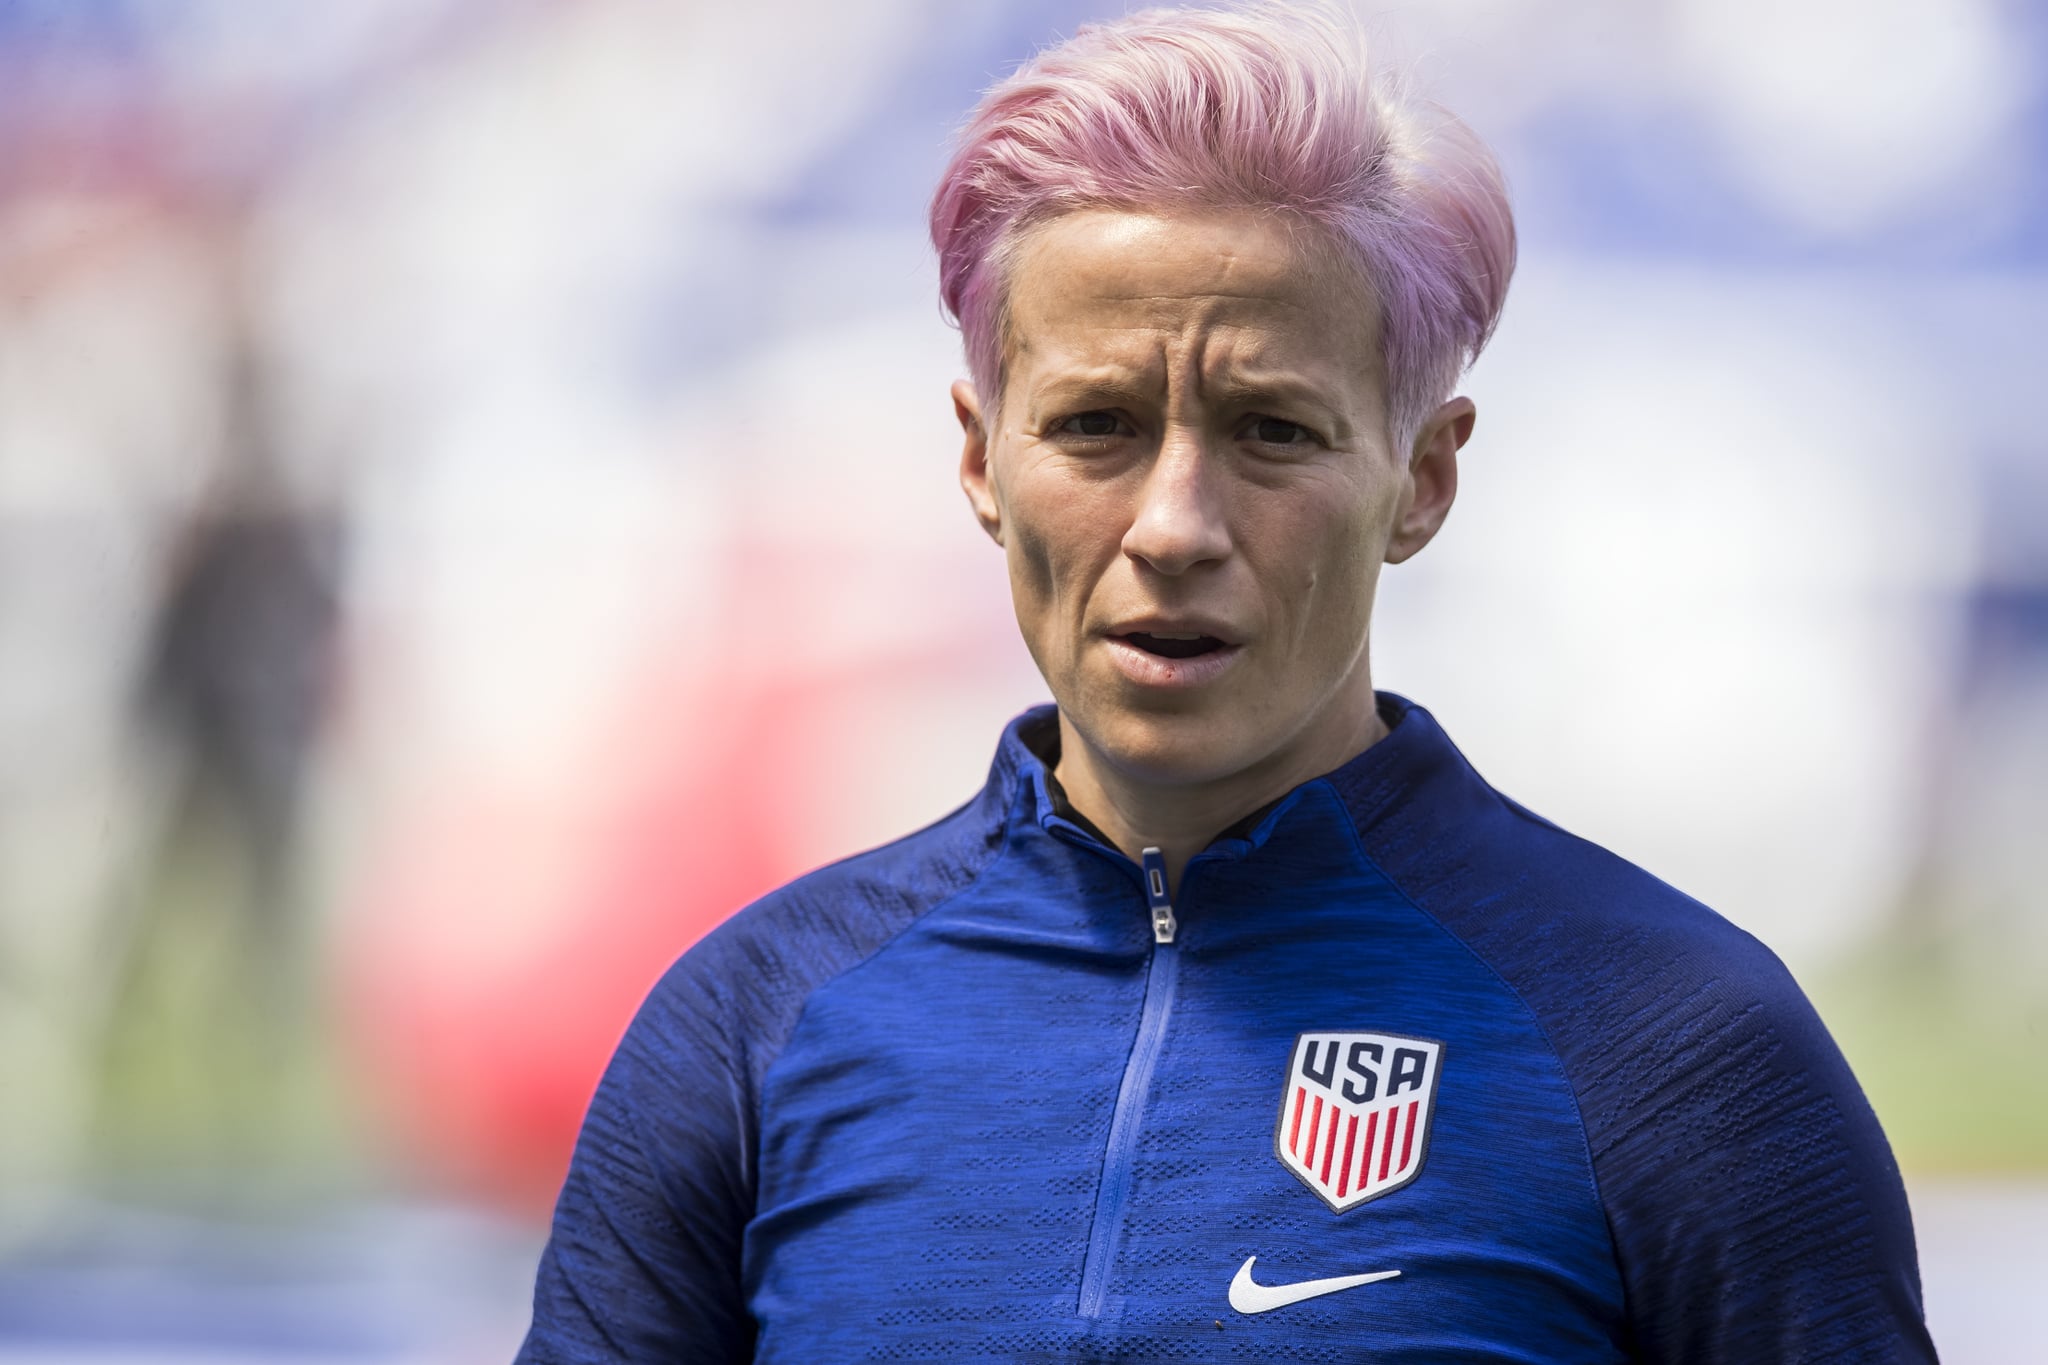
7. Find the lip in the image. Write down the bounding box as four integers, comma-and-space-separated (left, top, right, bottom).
1101, 633, 1244, 689
1097, 634, 1236, 687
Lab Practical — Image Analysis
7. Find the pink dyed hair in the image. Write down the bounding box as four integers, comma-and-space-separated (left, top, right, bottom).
929, 1, 1515, 453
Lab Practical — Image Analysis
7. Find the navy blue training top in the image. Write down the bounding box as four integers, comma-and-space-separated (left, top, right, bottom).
518, 695, 1935, 1362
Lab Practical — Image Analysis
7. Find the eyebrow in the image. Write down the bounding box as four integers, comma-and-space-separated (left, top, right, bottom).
1210, 377, 1354, 438
1021, 371, 1159, 415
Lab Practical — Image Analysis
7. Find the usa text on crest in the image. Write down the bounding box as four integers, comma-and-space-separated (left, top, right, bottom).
1275, 1031, 1443, 1212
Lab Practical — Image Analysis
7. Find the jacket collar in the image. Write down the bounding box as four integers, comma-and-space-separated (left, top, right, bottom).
986, 692, 1485, 859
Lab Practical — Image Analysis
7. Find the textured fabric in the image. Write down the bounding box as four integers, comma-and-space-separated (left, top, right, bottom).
518, 695, 1934, 1363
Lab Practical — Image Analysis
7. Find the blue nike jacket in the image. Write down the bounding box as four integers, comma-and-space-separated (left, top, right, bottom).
518, 695, 1935, 1362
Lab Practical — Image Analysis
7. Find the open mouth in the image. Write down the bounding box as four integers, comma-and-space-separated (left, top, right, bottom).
1119, 632, 1228, 660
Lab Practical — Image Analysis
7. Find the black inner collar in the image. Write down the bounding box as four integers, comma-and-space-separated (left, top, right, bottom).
1019, 711, 1287, 852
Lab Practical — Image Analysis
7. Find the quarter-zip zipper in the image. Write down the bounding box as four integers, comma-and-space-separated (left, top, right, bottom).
1077, 846, 1180, 1320
1142, 847, 1177, 944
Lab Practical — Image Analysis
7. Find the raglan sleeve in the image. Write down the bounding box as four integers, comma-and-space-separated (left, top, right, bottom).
515, 954, 759, 1364
1598, 944, 1938, 1363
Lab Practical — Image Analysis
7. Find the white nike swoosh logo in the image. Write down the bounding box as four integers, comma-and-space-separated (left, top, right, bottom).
1227, 1255, 1401, 1314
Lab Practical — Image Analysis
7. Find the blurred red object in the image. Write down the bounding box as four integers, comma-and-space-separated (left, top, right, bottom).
338, 674, 807, 1217
333, 517, 1015, 1216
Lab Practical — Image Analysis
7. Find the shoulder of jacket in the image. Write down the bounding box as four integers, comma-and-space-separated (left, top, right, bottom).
635, 787, 1012, 1050
1442, 786, 1794, 993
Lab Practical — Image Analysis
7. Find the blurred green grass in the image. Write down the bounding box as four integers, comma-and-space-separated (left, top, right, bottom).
1812, 932, 2048, 1175
85, 819, 361, 1207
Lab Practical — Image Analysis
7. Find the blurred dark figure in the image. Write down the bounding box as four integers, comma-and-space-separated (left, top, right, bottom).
140, 487, 338, 973
101, 294, 344, 1186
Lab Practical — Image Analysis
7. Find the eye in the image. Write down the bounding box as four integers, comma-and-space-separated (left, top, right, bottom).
1055, 410, 1133, 439
1248, 416, 1316, 446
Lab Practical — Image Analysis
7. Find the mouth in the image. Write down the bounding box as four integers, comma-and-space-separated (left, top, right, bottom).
1116, 631, 1230, 660
1102, 627, 1243, 689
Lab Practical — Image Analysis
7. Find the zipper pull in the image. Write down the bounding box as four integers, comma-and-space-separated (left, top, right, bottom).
1140, 847, 1177, 944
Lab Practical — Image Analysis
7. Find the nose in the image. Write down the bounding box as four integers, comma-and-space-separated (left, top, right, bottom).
1121, 427, 1233, 575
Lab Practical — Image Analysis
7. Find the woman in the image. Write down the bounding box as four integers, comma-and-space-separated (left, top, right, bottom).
519, 5, 1932, 1360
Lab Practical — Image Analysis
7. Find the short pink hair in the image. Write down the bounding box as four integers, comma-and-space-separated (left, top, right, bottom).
929, 1, 1515, 453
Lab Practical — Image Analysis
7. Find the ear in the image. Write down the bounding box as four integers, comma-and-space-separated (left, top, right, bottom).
1386, 396, 1473, 564
954, 379, 1004, 546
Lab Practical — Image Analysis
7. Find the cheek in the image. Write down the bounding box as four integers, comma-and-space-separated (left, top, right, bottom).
1001, 470, 1122, 615
996, 484, 1096, 673
1272, 483, 1388, 638
1004, 517, 1059, 622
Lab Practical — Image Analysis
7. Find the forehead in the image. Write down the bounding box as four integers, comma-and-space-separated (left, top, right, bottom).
1002, 208, 1380, 388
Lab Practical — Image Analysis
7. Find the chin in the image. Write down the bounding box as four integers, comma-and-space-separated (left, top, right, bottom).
1077, 704, 1267, 788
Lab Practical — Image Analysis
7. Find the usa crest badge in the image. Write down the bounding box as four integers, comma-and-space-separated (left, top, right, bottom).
1275, 1031, 1443, 1212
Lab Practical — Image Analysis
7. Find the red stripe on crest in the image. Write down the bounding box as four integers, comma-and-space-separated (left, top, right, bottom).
1337, 1113, 1359, 1196
1289, 1086, 1306, 1155
1305, 1095, 1323, 1160
1379, 1105, 1399, 1181
1321, 1106, 1340, 1183
1399, 1099, 1419, 1172
1359, 1112, 1379, 1190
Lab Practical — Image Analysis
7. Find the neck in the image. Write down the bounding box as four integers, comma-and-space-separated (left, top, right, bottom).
1051, 684, 1388, 898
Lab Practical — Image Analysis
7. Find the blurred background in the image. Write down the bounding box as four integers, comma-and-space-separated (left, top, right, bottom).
1, 0, 2042, 1358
